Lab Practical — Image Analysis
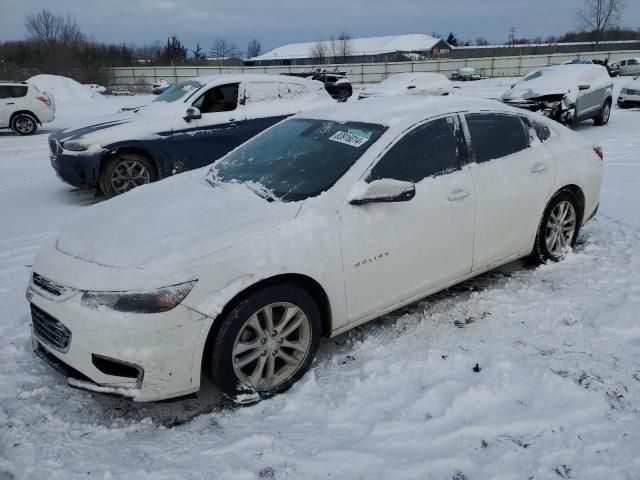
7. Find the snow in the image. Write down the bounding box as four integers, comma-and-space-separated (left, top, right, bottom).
27, 74, 97, 105
1, 77, 640, 479
250, 34, 443, 61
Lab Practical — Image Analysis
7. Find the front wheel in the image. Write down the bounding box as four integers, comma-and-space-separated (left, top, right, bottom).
99, 153, 156, 197
531, 190, 581, 264
11, 113, 38, 135
207, 284, 322, 399
594, 99, 611, 126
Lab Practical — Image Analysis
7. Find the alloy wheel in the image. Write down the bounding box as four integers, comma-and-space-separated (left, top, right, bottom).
545, 201, 576, 258
110, 158, 151, 194
232, 302, 312, 391
15, 116, 35, 134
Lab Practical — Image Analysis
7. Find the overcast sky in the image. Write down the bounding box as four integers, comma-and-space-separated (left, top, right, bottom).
2, 0, 639, 54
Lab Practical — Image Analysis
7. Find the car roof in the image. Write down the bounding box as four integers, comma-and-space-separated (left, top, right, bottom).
190, 74, 322, 87
300, 95, 519, 128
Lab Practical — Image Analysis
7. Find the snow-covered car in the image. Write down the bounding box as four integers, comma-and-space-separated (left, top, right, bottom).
151, 79, 172, 95
358, 73, 453, 100
619, 58, 640, 76
85, 84, 106, 94
501, 64, 613, 126
617, 76, 640, 108
48, 74, 334, 197
0, 81, 55, 135
29, 96, 603, 402
452, 67, 481, 81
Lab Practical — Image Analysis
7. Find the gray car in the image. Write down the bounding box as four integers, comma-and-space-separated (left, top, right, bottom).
501, 64, 613, 126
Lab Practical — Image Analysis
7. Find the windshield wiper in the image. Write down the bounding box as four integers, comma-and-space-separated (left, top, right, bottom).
244, 183, 277, 203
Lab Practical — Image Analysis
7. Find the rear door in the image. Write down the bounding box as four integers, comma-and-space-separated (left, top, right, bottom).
576, 68, 608, 118
0, 86, 12, 127
464, 112, 557, 270
241, 81, 292, 141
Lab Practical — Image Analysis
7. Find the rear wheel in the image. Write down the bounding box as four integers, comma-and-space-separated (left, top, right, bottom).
594, 99, 611, 126
531, 190, 581, 264
99, 153, 156, 197
207, 284, 321, 399
11, 113, 38, 135
337, 89, 350, 102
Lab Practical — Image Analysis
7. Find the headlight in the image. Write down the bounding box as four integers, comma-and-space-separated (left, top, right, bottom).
62, 140, 89, 151
81, 281, 196, 313
621, 88, 628, 94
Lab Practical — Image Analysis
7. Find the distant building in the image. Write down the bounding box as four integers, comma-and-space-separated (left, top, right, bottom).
245, 34, 451, 66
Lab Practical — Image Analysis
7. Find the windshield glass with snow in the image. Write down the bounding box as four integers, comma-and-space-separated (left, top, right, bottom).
153, 80, 203, 103
212, 118, 387, 202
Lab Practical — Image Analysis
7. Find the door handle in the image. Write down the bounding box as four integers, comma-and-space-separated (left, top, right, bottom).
7, 102, 15, 105
447, 188, 471, 201
530, 162, 547, 173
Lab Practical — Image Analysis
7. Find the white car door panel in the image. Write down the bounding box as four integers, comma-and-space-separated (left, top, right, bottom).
339, 116, 475, 321
464, 113, 557, 270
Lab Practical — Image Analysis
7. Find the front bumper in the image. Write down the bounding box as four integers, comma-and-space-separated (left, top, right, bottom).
617, 92, 640, 107
502, 99, 575, 124
48, 138, 102, 188
28, 276, 212, 402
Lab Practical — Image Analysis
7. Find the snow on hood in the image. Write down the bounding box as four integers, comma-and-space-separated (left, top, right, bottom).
502, 67, 580, 100
55, 170, 299, 269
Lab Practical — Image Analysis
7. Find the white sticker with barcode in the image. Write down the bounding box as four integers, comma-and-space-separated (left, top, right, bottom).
329, 131, 369, 147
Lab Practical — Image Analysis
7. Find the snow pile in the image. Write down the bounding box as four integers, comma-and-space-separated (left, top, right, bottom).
27, 74, 97, 105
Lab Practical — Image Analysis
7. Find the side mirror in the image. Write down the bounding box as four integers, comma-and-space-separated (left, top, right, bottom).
349, 179, 416, 205
183, 106, 202, 122
578, 83, 591, 91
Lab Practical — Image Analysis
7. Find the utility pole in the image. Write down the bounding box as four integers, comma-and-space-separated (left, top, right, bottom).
509, 27, 516, 47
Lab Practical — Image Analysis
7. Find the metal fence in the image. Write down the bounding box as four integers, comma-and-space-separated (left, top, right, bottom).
109, 49, 640, 87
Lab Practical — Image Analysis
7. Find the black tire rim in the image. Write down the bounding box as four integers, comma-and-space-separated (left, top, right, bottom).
110, 157, 151, 194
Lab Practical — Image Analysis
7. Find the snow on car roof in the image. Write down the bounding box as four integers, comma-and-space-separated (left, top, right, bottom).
300, 95, 514, 127
193, 74, 324, 87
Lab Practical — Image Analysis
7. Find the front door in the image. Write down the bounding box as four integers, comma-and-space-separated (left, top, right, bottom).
338, 116, 476, 322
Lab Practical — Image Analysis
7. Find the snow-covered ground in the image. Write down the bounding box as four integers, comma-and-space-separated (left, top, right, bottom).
1, 78, 640, 480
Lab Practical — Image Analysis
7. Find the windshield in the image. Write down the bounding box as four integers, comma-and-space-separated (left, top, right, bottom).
153, 80, 203, 103
211, 118, 387, 202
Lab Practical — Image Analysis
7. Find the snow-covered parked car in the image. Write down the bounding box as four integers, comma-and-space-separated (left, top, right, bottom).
48, 74, 334, 197
617, 76, 640, 108
85, 84, 106, 94
0, 81, 55, 135
358, 73, 453, 100
29, 96, 603, 402
501, 64, 613, 126
452, 67, 481, 81
151, 79, 172, 95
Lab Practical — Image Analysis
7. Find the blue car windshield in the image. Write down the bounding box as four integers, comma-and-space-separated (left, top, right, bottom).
211, 118, 387, 202
153, 80, 203, 103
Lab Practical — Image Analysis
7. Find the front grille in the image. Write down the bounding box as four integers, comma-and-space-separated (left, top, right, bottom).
626, 89, 640, 95
31, 304, 72, 352
32, 273, 65, 297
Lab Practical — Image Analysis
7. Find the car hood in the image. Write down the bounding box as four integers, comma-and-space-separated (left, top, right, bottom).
502, 85, 570, 101
50, 102, 180, 145
55, 171, 300, 270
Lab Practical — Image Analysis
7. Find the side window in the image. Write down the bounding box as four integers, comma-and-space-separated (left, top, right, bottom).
279, 83, 310, 99
368, 117, 460, 183
192, 83, 238, 113
465, 113, 529, 163
0, 86, 10, 99
621, 60, 626, 66
629, 59, 639, 66
245, 82, 280, 104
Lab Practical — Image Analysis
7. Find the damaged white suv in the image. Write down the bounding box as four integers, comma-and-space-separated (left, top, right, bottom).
501, 64, 613, 126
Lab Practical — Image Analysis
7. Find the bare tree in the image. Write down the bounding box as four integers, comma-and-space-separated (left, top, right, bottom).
310, 40, 328, 63
247, 38, 261, 58
579, 0, 626, 42
475, 37, 490, 46
25, 10, 85, 47
336, 31, 352, 63
192, 42, 207, 65
210, 37, 241, 65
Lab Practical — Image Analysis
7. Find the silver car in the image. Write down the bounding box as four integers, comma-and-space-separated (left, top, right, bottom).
501, 64, 613, 126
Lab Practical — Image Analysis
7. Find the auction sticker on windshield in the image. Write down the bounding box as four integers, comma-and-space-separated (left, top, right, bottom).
329, 131, 370, 147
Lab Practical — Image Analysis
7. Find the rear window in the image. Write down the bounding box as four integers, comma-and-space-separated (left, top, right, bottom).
0, 85, 28, 98
465, 113, 529, 163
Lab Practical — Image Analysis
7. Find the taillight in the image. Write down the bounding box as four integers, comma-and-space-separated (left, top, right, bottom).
593, 146, 603, 161
36, 95, 50, 106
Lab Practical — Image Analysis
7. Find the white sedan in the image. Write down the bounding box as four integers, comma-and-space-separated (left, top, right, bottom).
28, 96, 603, 401
358, 73, 453, 99
617, 76, 640, 108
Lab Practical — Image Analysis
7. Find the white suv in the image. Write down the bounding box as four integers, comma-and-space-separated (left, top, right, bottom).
0, 81, 55, 135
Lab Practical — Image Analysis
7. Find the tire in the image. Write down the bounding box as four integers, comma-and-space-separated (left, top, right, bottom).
207, 283, 322, 399
531, 190, 582, 264
594, 98, 611, 126
99, 153, 156, 198
10, 113, 38, 136
337, 89, 350, 103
